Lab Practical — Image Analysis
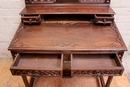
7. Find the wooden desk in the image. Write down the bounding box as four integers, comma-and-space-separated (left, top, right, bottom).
8, 0, 127, 87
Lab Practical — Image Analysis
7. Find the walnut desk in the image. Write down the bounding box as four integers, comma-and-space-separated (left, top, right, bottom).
8, 0, 127, 87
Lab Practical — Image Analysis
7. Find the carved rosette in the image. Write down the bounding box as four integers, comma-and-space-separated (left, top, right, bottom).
72, 70, 122, 76
11, 70, 61, 77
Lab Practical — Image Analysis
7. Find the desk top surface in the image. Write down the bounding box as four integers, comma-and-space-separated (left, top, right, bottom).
20, 6, 115, 15
8, 22, 127, 52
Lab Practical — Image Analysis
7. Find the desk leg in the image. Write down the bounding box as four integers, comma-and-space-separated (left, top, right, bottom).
100, 76, 105, 87
106, 76, 113, 87
98, 76, 113, 87
30, 76, 35, 87
22, 76, 30, 87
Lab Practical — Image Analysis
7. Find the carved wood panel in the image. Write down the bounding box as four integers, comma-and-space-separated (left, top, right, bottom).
11, 70, 61, 77
72, 70, 122, 76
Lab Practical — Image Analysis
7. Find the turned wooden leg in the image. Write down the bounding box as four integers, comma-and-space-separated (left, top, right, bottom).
22, 76, 30, 87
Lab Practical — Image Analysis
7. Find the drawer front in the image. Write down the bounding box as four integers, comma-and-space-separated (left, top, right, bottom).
72, 70, 123, 76
71, 54, 124, 76
10, 53, 124, 77
94, 18, 114, 24
94, 14, 114, 24
10, 53, 63, 77
21, 15, 41, 24
10, 70, 61, 77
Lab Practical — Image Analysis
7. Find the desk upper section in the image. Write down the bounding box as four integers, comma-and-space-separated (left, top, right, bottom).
21, 0, 114, 15
8, 0, 126, 52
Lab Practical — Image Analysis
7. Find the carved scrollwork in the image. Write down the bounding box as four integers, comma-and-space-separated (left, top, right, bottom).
73, 70, 122, 76
12, 70, 61, 77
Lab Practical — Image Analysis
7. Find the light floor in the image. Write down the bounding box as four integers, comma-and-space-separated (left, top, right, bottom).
123, 45, 130, 82
0, 58, 130, 87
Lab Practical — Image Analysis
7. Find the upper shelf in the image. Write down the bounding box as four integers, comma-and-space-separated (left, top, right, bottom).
25, 0, 111, 5
20, 6, 115, 15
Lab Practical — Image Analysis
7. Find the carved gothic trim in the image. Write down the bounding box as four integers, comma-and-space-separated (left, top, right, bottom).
11, 70, 61, 77
73, 70, 122, 76
109, 43, 118, 48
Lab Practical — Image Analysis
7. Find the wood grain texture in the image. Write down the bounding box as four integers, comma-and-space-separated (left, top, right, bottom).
8, 23, 126, 52
20, 6, 115, 15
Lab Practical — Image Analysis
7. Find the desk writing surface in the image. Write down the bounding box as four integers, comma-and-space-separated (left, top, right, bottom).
8, 22, 126, 51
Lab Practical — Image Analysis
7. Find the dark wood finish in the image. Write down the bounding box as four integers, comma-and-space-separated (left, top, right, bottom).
72, 54, 123, 69
25, 0, 110, 4
100, 76, 105, 87
30, 77, 35, 87
106, 76, 113, 87
25, 0, 111, 6
10, 53, 62, 77
71, 54, 124, 76
8, 22, 126, 52
8, 0, 127, 87
94, 14, 114, 24
21, 15, 41, 24
20, 6, 115, 15
22, 76, 30, 87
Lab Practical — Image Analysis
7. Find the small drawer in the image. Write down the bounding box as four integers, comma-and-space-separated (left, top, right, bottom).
21, 15, 41, 24
10, 53, 63, 77
71, 54, 124, 76
94, 14, 114, 24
